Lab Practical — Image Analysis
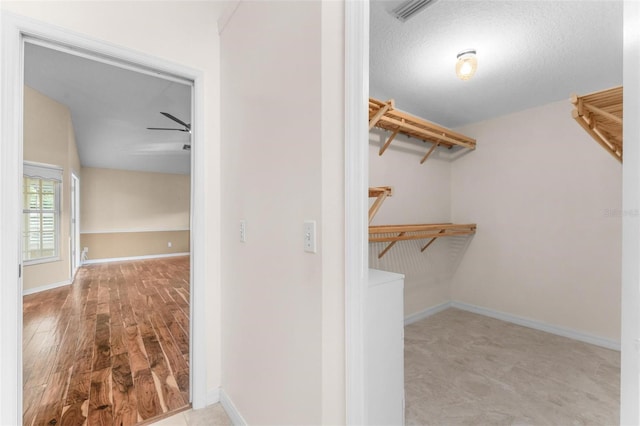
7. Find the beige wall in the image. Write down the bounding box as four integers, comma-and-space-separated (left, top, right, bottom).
451, 100, 622, 342
23, 85, 80, 291
80, 167, 190, 260
3, 0, 223, 398
80, 231, 189, 260
369, 129, 453, 316
80, 167, 190, 233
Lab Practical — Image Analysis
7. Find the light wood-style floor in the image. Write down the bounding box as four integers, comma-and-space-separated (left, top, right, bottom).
23, 256, 191, 426
405, 308, 620, 425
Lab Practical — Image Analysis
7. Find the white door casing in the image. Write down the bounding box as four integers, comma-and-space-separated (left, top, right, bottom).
0, 11, 208, 424
70, 172, 79, 276
345, 0, 369, 424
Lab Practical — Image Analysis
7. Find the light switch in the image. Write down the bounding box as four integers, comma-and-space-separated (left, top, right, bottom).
304, 220, 316, 253
240, 220, 247, 242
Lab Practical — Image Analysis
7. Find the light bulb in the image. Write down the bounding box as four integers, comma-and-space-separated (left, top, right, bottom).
456, 50, 477, 81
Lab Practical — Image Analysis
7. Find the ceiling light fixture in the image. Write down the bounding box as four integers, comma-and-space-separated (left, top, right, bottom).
456, 49, 477, 81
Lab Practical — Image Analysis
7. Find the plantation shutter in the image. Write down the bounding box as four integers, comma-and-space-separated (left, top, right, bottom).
23, 162, 62, 262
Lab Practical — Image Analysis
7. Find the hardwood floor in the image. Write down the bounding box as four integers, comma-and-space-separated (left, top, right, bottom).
23, 256, 191, 426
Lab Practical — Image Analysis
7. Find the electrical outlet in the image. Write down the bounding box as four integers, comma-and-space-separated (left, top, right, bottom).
83, 247, 88, 253
304, 220, 316, 253
168, 242, 172, 248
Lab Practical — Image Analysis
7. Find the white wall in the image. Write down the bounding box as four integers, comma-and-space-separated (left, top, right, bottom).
220, 1, 345, 424
1, 0, 223, 398
451, 99, 622, 342
368, 129, 453, 316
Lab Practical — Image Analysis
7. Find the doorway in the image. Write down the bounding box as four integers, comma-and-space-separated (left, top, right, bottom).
0, 13, 207, 425
22, 39, 193, 425
360, 1, 637, 424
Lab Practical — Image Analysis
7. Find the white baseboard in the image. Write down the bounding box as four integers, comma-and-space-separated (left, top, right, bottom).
205, 387, 220, 406
82, 252, 189, 265
80, 227, 189, 234
404, 301, 451, 326
220, 389, 247, 426
22, 279, 71, 296
451, 301, 621, 351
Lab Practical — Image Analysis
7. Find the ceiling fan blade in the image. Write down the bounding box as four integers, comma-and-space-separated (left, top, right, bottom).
160, 112, 190, 129
147, 127, 189, 132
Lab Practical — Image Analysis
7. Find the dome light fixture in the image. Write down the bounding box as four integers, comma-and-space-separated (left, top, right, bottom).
456, 49, 477, 81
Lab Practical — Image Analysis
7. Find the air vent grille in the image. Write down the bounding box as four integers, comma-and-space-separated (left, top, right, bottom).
392, 0, 438, 22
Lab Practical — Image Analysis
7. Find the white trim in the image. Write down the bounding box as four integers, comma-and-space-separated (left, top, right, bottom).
70, 173, 80, 278
23, 255, 61, 266
205, 387, 221, 406
22, 279, 71, 296
451, 301, 621, 351
622, 2, 640, 423
345, 1, 369, 425
25, 35, 193, 87
404, 302, 621, 352
0, 11, 25, 424
80, 227, 190, 234
219, 389, 247, 426
189, 61, 208, 411
23, 161, 63, 181
404, 301, 452, 326
0, 12, 208, 423
82, 252, 189, 265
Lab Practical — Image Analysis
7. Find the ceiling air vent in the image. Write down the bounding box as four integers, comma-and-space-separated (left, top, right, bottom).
391, 0, 439, 22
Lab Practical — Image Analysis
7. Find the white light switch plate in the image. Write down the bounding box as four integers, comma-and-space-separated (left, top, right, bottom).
240, 220, 247, 242
304, 220, 316, 253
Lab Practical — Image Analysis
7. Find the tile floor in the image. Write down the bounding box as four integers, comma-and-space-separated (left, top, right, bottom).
153, 308, 620, 426
405, 308, 620, 425
151, 403, 232, 426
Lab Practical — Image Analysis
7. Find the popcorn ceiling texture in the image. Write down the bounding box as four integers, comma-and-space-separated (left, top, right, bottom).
370, 0, 623, 128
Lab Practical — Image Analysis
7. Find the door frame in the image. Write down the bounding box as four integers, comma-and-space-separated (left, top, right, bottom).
70, 172, 80, 277
0, 12, 208, 423
344, 1, 369, 424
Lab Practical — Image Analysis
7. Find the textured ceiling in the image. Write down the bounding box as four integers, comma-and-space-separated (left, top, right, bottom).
370, 0, 623, 128
24, 43, 192, 175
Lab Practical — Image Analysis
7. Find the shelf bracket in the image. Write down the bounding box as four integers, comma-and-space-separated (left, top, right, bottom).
420, 141, 441, 164
379, 128, 399, 156
369, 186, 393, 223
378, 232, 405, 259
420, 229, 445, 252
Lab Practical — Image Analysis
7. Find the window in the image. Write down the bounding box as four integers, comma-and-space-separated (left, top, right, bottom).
23, 162, 62, 264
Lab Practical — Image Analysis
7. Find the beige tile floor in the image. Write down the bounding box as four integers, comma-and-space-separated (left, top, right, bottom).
151, 403, 232, 426
405, 308, 620, 425
150, 309, 619, 426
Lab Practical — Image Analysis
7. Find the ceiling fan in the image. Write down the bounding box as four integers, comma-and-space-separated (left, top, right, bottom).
147, 112, 192, 150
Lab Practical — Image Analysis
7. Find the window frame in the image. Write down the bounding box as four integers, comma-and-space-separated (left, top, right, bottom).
22, 161, 63, 266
